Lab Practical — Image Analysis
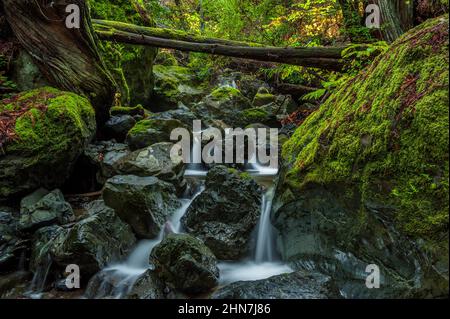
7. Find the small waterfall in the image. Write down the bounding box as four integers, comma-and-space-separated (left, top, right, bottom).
185, 129, 207, 176
85, 185, 204, 298
26, 254, 53, 298
255, 187, 276, 263
218, 171, 293, 285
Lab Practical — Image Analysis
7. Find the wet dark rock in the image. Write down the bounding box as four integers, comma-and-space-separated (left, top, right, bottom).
103, 175, 181, 239
84, 141, 131, 185
104, 115, 136, 142
151, 108, 197, 128
0, 210, 28, 273
30, 201, 136, 277
151, 233, 219, 294
212, 271, 342, 299
182, 166, 262, 260
18, 189, 75, 232
125, 270, 166, 299
0, 271, 31, 298
114, 142, 187, 194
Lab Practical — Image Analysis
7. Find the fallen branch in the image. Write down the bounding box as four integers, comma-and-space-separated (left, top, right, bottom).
95, 27, 345, 71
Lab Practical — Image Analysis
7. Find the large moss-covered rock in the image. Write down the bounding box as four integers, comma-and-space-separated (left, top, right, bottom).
0, 87, 96, 200
103, 175, 180, 238
89, 0, 156, 107
151, 233, 219, 294
182, 166, 262, 259
276, 16, 449, 298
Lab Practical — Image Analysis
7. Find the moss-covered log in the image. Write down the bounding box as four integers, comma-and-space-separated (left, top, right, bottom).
95, 26, 345, 71
2, 0, 115, 122
93, 19, 264, 47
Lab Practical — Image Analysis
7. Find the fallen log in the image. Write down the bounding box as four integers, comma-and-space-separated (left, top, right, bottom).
95, 26, 345, 71
93, 19, 264, 47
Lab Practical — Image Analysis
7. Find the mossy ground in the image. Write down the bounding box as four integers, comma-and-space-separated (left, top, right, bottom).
282, 16, 449, 241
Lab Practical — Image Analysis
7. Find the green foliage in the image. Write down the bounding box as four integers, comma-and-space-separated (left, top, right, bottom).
342, 41, 389, 75
303, 42, 389, 101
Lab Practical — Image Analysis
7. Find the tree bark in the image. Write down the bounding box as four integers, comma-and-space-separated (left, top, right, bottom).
369, 0, 414, 43
2, 0, 115, 122
95, 24, 346, 71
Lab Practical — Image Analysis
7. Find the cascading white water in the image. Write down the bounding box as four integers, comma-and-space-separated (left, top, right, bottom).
255, 187, 276, 263
84, 185, 204, 298
218, 171, 293, 285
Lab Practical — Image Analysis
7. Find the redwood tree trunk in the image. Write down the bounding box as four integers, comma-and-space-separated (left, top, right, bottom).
2, 0, 115, 122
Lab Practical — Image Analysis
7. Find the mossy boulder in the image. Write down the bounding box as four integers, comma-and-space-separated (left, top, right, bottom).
0, 87, 96, 200
152, 65, 205, 111
151, 233, 219, 294
252, 92, 277, 107
126, 118, 185, 151
275, 16, 449, 297
240, 107, 277, 127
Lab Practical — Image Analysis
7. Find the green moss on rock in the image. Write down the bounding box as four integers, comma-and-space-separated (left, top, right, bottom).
0, 87, 96, 199
152, 65, 205, 111
210, 87, 242, 100
241, 107, 271, 124
282, 16, 449, 241
252, 93, 276, 107
126, 118, 184, 150
110, 105, 145, 117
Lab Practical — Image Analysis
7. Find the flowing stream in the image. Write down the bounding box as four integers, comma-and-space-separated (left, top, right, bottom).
85, 159, 291, 297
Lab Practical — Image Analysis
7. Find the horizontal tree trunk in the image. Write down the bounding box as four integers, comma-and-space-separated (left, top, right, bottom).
93, 19, 264, 47
95, 25, 345, 71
